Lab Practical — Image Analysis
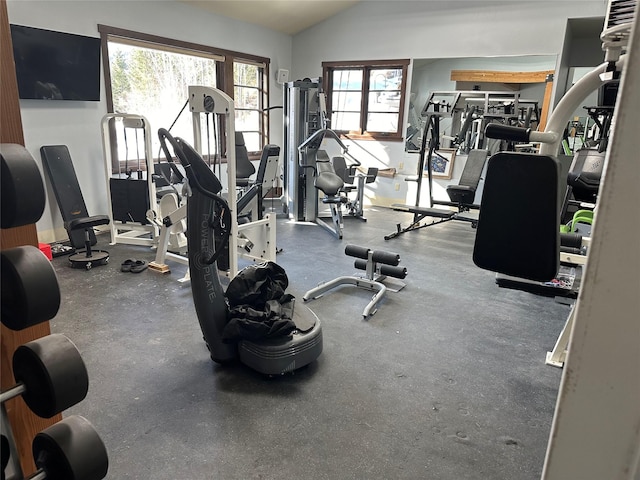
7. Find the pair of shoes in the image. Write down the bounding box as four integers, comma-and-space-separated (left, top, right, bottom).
121, 259, 148, 273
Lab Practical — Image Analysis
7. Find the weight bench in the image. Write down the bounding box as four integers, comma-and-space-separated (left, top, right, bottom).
303, 244, 407, 318
386, 149, 489, 239
40, 145, 111, 269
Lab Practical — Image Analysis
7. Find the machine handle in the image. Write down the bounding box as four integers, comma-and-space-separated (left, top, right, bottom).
485, 124, 531, 142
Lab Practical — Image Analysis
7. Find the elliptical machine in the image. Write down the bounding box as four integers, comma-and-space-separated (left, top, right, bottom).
157, 128, 323, 375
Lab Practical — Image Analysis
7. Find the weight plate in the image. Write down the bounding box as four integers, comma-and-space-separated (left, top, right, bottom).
33, 415, 109, 480
0, 144, 46, 228
1, 246, 61, 331
12, 334, 89, 418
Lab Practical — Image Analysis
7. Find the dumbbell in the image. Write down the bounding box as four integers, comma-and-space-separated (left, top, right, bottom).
27, 415, 109, 480
0, 334, 88, 418
1, 246, 61, 331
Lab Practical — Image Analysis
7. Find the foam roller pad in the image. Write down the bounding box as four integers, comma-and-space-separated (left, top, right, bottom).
344, 244, 370, 259
371, 250, 400, 266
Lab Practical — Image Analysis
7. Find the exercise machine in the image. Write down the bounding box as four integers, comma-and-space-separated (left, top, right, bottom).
303, 244, 407, 318
100, 114, 177, 248
188, 86, 277, 277
386, 97, 489, 239
472, 8, 631, 369
332, 156, 378, 222
157, 129, 323, 375
283, 78, 324, 222
296, 128, 355, 238
283, 79, 375, 238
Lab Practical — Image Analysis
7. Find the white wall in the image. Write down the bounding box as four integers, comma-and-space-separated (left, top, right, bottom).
292, 0, 606, 206
7, 0, 292, 243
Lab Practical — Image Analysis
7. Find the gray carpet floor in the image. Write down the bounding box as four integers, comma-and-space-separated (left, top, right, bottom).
50, 206, 567, 479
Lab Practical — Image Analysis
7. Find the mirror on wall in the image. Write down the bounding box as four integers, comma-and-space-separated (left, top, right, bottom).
406, 55, 558, 154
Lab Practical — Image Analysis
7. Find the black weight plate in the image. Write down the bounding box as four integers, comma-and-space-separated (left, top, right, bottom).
1, 434, 9, 471
1, 246, 61, 331
12, 334, 89, 418
0, 144, 46, 228
33, 415, 109, 480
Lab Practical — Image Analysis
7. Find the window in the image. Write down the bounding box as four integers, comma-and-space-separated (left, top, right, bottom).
234, 60, 267, 153
322, 60, 409, 140
98, 25, 270, 170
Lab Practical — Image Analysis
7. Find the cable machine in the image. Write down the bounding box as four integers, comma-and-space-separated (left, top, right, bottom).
186, 86, 276, 278
283, 78, 325, 222
101, 113, 160, 247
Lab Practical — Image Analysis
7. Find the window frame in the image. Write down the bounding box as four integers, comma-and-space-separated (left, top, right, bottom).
98, 25, 270, 169
322, 59, 410, 141
233, 59, 269, 156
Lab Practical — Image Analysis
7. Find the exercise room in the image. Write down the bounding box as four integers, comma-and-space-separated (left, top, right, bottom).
1, 1, 638, 479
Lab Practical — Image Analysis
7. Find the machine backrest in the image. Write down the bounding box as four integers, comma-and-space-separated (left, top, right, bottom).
458, 149, 489, 188
40, 145, 97, 248
255, 144, 280, 186
473, 152, 560, 282
235, 132, 257, 180
332, 156, 356, 184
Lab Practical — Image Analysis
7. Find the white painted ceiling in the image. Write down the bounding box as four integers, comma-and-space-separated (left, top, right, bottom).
180, 0, 360, 35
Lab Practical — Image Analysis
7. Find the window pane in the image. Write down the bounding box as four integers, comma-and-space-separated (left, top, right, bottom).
332, 111, 360, 131
368, 92, 400, 112
369, 68, 402, 91
332, 91, 361, 112
235, 86, 259, 109
108, 41, 217, 155
332, 70, 362, 90
235, 110, 260, 132
239, 131, 260, 152
366, 112, 399, 133
234, 63, 259, 87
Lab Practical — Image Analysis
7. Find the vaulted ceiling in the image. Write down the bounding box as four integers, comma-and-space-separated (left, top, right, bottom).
180, 0, 361, 35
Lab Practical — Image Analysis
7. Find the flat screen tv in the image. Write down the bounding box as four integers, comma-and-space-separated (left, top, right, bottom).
10, 24, 101, 101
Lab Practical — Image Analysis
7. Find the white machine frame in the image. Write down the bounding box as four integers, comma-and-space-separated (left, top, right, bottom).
188, 85, 276, 279
101, 113, 159, 247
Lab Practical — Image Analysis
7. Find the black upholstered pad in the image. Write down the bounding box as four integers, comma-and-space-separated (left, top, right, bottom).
391, 204, 454, 219
68, 215, 110, 231
40, 145, 97, 248
473, 152, 559, 282
446, 149, 488, 204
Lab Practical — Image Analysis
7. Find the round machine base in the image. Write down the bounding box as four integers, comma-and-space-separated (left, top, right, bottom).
69, 251, 109, 270
238, 308, 323, 376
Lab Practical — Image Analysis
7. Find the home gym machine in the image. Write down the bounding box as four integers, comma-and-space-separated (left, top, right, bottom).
471, 8, 631, 369
157, 129, 323, 375
283, 79, 373, 239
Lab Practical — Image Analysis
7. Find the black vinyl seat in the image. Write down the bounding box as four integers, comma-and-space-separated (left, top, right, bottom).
235, 132, 257, 188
